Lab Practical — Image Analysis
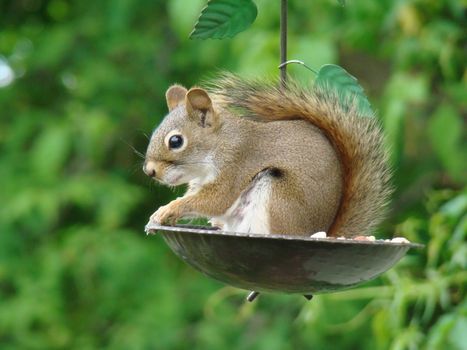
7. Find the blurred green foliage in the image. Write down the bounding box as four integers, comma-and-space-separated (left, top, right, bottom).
0, 0, 465, 349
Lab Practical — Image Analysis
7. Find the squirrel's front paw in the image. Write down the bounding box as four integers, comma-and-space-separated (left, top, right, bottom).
149, 202, 182, 226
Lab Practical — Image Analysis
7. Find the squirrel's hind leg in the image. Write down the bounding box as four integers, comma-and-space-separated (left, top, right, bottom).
268, 172, 336, 236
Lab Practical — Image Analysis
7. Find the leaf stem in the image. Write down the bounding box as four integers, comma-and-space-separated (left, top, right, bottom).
278, 60, 319, 75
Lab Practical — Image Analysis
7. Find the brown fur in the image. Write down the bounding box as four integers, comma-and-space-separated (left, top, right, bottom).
209, 74, 392, 237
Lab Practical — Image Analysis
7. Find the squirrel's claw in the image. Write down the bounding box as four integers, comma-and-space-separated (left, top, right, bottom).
150, 202, 181, 226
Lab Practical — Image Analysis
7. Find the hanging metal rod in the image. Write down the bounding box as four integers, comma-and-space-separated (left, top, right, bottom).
280, 0, 288, 87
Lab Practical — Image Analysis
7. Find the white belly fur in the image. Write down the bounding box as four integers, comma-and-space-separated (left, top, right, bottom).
211, 175, 272, 234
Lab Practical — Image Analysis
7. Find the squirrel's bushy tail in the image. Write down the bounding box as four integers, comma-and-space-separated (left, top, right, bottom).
210, 74, 392, 237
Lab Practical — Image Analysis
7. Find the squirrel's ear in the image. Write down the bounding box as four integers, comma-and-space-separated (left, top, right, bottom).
186, 88, 218, 128
166, 85, 188, 111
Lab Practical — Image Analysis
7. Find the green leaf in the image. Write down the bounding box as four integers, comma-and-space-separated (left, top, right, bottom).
31, 125, 71, 180
190, 0, 257, 40
338, 0, 346, 6
427, 104, 466, 181
314, 64, 373, 117
383, 99, 405, 165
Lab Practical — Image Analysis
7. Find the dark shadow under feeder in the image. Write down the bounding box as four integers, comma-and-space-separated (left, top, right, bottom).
146, 224, 423, 301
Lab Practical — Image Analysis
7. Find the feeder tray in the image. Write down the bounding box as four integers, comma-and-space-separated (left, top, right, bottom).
146, 224, 422, 300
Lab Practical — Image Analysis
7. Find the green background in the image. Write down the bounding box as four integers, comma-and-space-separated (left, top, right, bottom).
0, 0, 465, 349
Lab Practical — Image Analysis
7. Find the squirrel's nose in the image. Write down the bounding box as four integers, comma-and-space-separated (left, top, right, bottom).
143, 161, 157, 178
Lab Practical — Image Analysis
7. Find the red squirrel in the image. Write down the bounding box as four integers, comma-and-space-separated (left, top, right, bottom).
144, 74, 391, 237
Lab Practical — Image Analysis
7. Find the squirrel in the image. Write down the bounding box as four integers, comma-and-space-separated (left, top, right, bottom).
143, 74, 392, 237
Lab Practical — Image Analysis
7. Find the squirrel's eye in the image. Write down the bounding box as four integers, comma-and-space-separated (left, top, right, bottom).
168, 135, 184, 150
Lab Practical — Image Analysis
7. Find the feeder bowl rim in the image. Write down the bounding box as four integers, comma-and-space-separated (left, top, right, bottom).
145, 224, 424, 249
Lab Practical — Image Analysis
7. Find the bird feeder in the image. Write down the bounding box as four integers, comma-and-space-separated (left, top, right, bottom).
145, 1, 423, 301
145, 224, 422, 301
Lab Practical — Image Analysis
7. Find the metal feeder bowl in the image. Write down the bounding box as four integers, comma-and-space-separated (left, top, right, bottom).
145, 224, 422, 300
